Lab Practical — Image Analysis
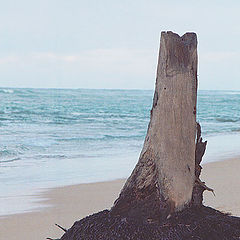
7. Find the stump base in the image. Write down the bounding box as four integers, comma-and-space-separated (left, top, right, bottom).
60, 206, 240, 240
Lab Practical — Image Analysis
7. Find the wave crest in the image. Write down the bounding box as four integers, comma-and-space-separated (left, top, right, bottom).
215, 117, 238, 123
1, 89, 14, 93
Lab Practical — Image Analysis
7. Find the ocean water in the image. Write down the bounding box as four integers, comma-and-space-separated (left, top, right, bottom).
0, 88, 240, 216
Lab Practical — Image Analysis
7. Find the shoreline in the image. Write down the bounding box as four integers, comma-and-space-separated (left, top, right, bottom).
1, 156, 240, 239
1, 132, 240, 218
0, 179, 126, 240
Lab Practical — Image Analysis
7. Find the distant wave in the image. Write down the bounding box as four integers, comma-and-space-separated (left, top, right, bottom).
71, 112, 146, 119
222, 91, 240, 95
215, 117, 239, 123
103, 134, 143, 140
71, 112, 83, 116
0, 146, 29, 159
231, 128, 240, 132
57, 134, 144, 142
0, 157, 21, 163
34, 154, 68, 159
32, 153, 98, 160
0, 149, 17, 157
0, 89, 14, 94
0, 117, 9, 121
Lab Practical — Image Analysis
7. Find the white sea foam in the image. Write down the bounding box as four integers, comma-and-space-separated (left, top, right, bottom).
71, 112, 82, 116
1, 89, 14, 93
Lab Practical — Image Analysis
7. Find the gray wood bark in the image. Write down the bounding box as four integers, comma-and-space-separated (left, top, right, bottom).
111, 31, 198, 221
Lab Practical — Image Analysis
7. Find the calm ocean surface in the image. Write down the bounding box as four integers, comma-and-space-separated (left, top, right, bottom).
0, 88, 240, 215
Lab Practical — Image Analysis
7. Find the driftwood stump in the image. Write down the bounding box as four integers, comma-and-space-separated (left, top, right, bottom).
56, 32, 240, 240
111, 31, 198, 221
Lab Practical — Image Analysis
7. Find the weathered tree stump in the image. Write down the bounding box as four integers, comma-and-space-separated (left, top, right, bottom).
111, 31, 198, 221
57, 32, 240, 240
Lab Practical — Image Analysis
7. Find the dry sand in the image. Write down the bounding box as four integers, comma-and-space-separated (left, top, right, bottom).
0, 157, 240, 240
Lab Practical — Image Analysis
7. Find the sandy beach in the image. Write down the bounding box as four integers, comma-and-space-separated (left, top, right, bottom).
0, 157, 240, 240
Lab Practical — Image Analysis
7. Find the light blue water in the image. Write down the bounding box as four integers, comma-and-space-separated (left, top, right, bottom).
0, 88, 240, 216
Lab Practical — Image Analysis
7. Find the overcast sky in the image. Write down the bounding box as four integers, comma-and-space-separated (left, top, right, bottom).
0, 0, 239, 90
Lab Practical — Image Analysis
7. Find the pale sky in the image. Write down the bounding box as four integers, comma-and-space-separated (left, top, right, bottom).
0, 0, 240, 90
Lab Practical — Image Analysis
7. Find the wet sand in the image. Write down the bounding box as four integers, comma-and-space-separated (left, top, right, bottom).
0, 157, 240, 240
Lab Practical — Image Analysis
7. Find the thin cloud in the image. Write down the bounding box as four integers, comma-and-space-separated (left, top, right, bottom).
201, 51, 239, 62
1, 48, 157, 76
0, 56, 19, 64
0, 49, 158, 89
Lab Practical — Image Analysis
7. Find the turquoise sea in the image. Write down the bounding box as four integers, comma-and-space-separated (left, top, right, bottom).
0, 88, 240, 216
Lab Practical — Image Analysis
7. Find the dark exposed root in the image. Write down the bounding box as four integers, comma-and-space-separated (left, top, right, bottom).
191, 122, 214, 207
60, 206, 240, 240
55, 223, 67, 232
46, 224, 66, 240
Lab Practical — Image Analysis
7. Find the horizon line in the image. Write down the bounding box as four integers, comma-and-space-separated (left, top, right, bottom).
0, 86, 240, 91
